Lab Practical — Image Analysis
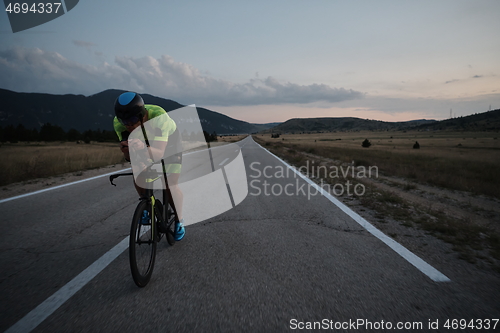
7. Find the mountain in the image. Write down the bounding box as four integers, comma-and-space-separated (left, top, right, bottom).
263, 109, 500, 133
412, 109, 500, 131
263, 117, 437, 133
251, 122, 281, 132
0, 88, 265, 134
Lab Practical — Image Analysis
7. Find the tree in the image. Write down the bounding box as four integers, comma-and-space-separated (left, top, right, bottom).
67, 128, 81, 142
15, 124, 29, 141
83, 129, 92, 143
3, 125, 17, 142
29, 128, 39, 141
39, 123, 65, 141
361, 139, 371, 148
413, 141, 420, 149
203, 130, 217, 142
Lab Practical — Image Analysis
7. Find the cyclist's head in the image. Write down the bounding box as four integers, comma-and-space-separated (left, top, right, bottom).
114, 92, 146, 126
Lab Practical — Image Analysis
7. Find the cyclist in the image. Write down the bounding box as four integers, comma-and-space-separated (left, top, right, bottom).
113, 92, 185, 241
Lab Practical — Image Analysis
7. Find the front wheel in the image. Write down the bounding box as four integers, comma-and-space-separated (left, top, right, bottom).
129, 200, 156, 287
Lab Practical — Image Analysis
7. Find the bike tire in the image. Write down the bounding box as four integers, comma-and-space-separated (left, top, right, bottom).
129, 200, 156, 287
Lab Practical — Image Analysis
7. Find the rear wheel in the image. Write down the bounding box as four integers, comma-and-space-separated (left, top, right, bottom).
152, 200, 176, 246
129, 200, 156, 287
164, 203, 176, 246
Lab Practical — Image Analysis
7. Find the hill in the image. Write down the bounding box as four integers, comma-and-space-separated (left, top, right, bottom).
413, 109, 500, 131
263, 117, 437, 133
0, 88, 266, 134
264, 109, 500, 133
251, 122, 282, 132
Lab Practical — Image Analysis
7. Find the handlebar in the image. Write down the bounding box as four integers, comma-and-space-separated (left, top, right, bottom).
109, 160, 166, 186
109, 172, 133, 186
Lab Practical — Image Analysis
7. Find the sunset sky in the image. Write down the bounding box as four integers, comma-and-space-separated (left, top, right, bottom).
1, 0, 499, 123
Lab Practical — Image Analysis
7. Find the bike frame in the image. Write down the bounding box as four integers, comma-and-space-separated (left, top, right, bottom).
141, 174, 165, 242
109, 160, 175, 237
110, 122, 179, 287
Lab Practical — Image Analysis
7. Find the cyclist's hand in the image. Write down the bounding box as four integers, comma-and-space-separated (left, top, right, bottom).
129, 138, 146, 150
120, 140, 129, 154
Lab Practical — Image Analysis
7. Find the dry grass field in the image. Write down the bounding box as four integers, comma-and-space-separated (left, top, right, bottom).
0, 136, 248, 187
255, 131, 500, 198
218, 134, 248, 143
254, 131, 500, 272
0, 142, 124, 186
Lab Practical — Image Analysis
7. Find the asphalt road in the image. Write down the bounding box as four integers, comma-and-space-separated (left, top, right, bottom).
1, 136, 499, 332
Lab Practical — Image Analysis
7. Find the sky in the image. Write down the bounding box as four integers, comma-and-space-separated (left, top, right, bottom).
0, 0, 499, 124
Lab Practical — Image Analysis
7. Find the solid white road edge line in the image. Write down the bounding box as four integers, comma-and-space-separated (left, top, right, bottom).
0, 168, 132, 204
3, 138, 253, 332
219, 158, 230, 166
254, 138, 450, 283
5, 237, 130, 333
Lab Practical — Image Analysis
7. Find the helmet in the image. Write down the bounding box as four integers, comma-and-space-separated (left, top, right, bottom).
114, 92, 146, 125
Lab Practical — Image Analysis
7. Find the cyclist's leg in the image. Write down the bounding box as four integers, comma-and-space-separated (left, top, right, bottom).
133, 173, 150, 225
133, 167, 151, 198
166, 172, 183, 220
133, 179, 146, 198
164, 172, 185, 240
162, 128, 183, 219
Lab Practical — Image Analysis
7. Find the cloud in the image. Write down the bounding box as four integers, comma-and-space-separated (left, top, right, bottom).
0, 47, 123, 94
112, 54, 364, 105
72, 40, 96, 50
0, 47, 364, 106
335, 94, 500, 119
445, 74, 490, 84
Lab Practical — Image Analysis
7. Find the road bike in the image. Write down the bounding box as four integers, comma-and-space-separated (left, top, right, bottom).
110, 161, 177, 287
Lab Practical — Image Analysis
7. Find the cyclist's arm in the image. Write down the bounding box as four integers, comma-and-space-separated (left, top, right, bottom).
148, 139, 168, 161
120, 141, 131, 162
129, 138, 168, 162
119, 131, 131, 161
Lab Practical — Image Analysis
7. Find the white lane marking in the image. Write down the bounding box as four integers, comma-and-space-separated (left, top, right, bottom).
5, 237, 129, 333
235, 149, 239, 153
219, 158, 230, 166
4, 138, 252, 332
0, 169, 132, 204
254, 138, 450, 283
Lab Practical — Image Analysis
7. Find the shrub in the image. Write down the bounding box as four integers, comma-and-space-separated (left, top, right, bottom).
361, 139, 371, 148
413, 141, 420, 149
